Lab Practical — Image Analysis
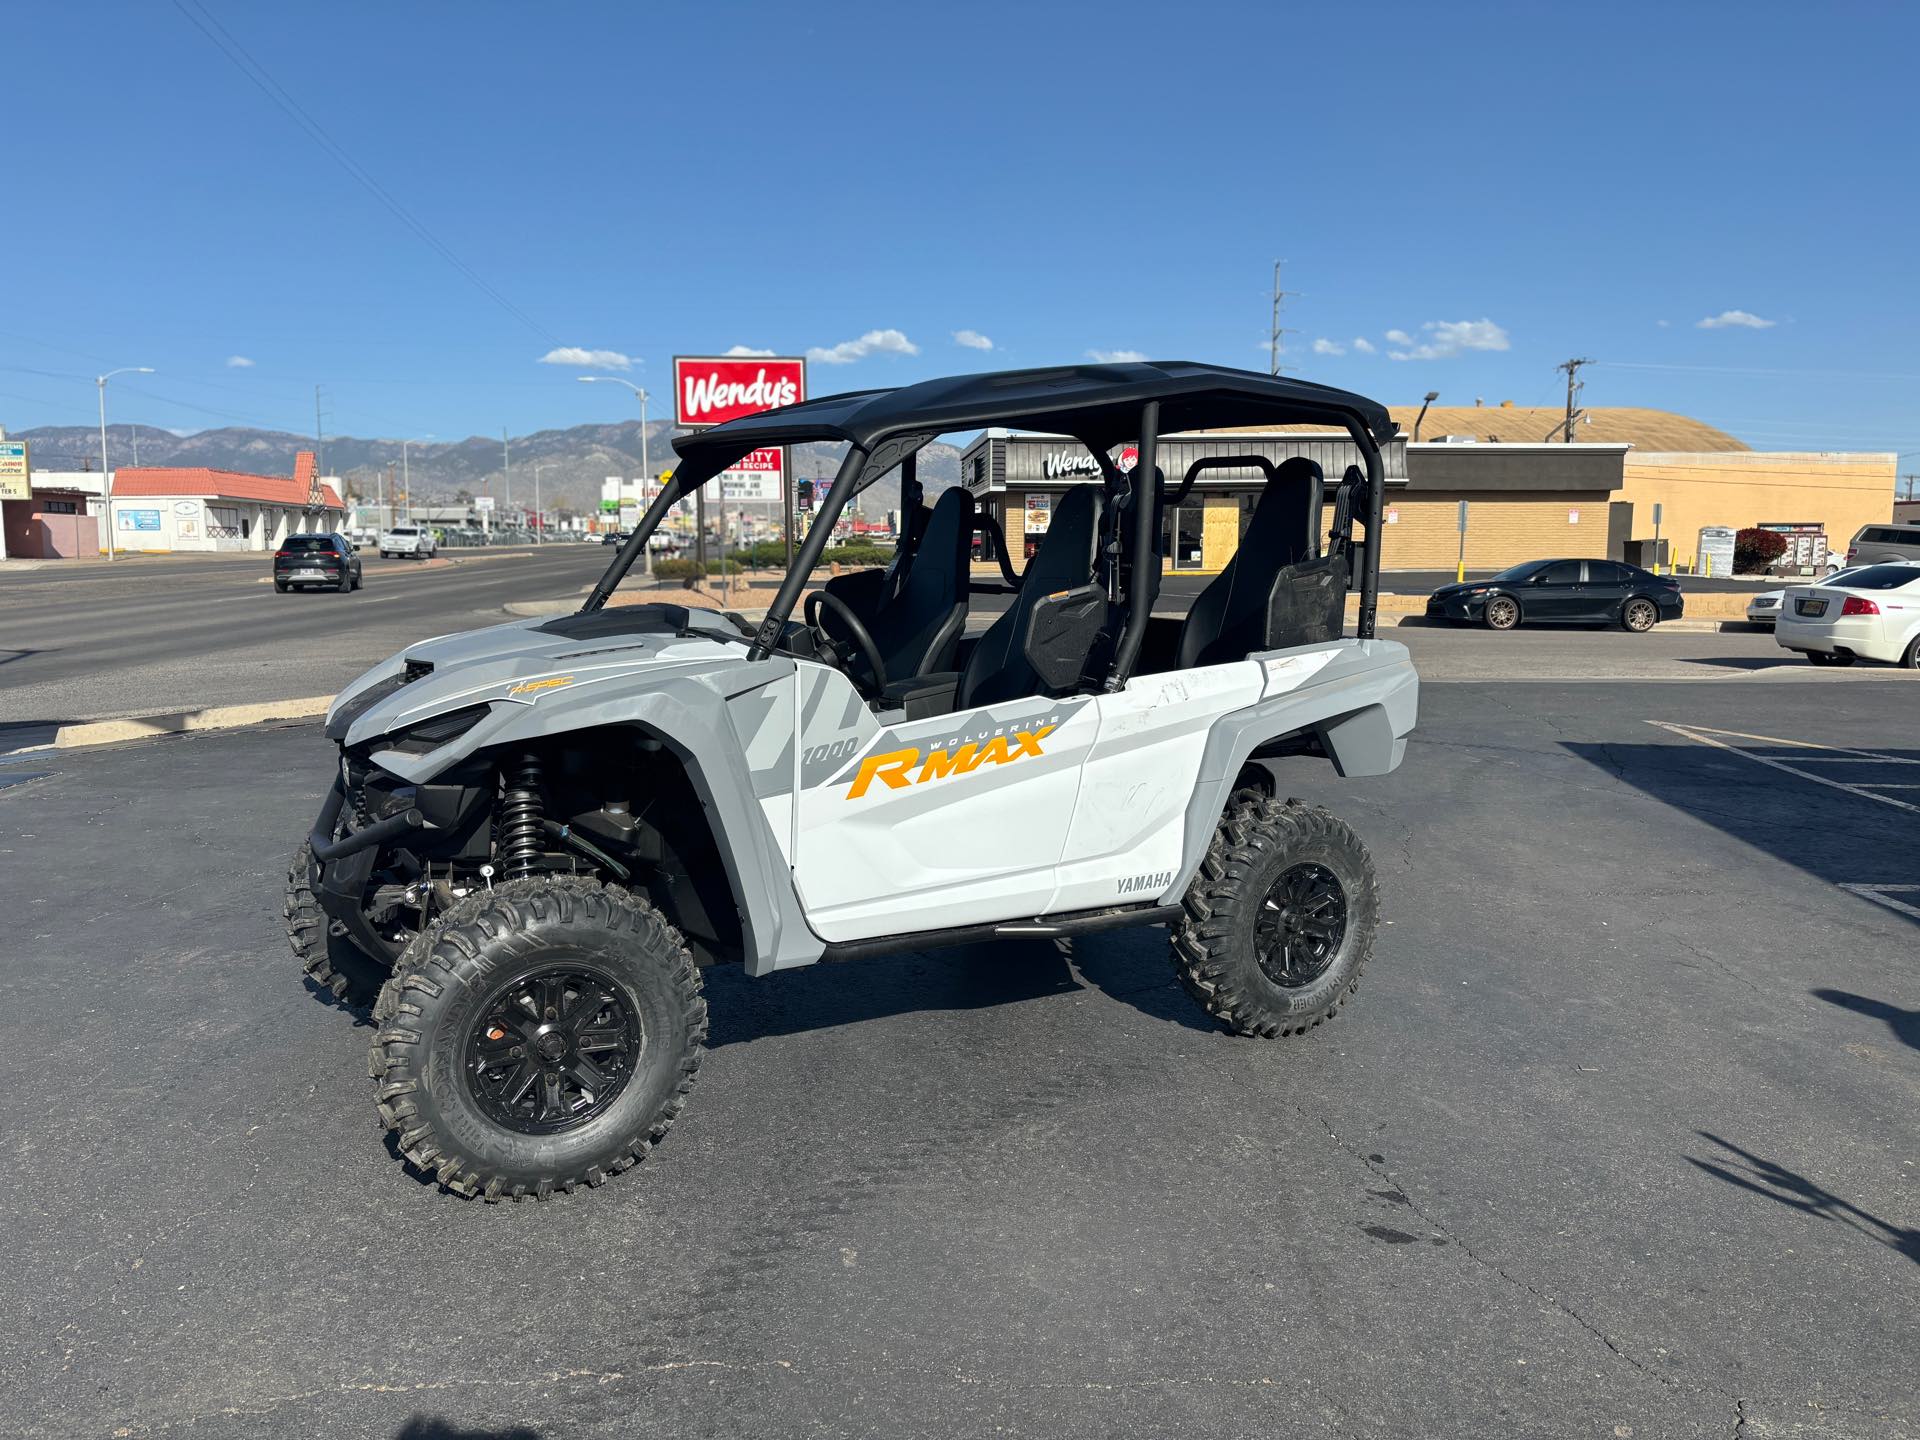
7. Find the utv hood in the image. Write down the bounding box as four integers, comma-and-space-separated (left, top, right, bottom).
325, 604, 773, 757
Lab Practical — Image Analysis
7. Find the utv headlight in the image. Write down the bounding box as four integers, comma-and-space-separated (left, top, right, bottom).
386, 704, 492, 755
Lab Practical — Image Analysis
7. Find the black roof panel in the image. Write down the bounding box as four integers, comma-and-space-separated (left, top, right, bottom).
670, 361, 1392, 482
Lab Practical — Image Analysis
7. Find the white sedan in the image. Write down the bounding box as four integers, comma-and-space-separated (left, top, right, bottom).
1774, 563, 1920, 667
1746, 565, 1873, 626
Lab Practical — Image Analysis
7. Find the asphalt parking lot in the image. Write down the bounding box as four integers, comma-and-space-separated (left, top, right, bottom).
2, 677, 1913, 1439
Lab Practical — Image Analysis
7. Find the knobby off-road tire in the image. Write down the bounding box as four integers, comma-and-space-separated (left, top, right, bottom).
1172, 798, 1379, 1038
286, 842, 393, 1002
369, 876, 706, 1201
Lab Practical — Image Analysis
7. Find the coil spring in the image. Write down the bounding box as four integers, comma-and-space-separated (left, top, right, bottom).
499, 753, 545, 880
346, 758, 372, 827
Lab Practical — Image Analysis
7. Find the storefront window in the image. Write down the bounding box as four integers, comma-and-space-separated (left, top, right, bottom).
1169, 502, 1205, 570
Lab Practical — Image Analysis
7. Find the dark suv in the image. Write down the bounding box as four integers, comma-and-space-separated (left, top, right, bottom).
274, 533, 363, 593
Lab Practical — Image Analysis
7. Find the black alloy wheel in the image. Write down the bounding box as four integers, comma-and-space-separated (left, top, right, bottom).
466, 964, 641, 1135
1171, 797, 1379, 1039
1252, 863, 1348, 988
370, 876, 706, 1201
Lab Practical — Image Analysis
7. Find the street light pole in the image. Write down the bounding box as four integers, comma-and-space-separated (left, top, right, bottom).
399, 437, 432, 525
578, 375, 654, 577
532, 462, 552, 542
97, 365, 154, 561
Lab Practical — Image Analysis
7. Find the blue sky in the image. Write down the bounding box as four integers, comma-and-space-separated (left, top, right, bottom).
4, 0, 1916, 472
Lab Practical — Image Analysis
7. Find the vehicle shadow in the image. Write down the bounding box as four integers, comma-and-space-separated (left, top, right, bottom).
1812, 987, 1920, 1054
394, 1418, 540, 1440
1686, 1130, 1920, 1266
1682, 655, 1801, 670
1559, 740, 1920, 929
703, 938, 1085, 1048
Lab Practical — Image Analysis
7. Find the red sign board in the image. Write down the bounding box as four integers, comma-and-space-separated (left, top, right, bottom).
673, 355, 807, 428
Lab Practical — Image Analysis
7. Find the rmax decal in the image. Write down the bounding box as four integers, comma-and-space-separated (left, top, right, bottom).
845, 725, 1056, 799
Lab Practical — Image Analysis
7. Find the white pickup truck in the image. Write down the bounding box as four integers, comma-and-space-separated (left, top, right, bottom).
377, 524, 437, 560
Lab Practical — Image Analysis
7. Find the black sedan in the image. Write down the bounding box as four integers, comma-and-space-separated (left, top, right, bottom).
274, 532, 363, 593
1426, 559, 1682, 632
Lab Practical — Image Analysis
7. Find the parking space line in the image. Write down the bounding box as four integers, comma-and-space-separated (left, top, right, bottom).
1662, 725, 1920, 759
1648, 721, 1920, 816
1839, 884, 1920, 921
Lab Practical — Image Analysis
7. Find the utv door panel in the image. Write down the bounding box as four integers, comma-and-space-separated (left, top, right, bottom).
1050, 662, 1266, 913
791, 666, 1095, 941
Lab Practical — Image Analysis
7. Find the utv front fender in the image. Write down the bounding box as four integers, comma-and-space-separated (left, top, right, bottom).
378, 665, 825, 977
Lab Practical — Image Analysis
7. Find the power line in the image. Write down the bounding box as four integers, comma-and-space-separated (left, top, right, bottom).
1601, 359, 1920, 383
170, 0, 560, 346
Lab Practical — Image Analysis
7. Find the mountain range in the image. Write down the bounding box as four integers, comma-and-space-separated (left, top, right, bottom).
15, 421, 965, 517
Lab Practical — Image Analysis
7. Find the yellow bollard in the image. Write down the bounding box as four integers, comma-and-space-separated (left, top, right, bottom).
1456, 560, 1466, 583
1705, 552, 1712, 578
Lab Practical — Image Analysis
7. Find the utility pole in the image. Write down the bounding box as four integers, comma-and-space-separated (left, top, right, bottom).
1556, 358, 1593, 443
314, 385, 328, 478
1268, 260, 1298, 376
501, 428, 512, 518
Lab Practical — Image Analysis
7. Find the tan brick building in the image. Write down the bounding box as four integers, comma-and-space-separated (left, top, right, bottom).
959, 407, 1897, 576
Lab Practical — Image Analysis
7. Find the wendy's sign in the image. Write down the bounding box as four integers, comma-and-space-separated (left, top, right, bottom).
672, 356, 807, 428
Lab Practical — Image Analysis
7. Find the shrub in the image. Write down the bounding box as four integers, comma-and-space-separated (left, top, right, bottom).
1733, 527, 1788, 574
821, 544, 893, 568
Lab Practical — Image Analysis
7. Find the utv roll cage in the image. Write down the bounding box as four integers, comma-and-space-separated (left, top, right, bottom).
583, 360, 1394, 689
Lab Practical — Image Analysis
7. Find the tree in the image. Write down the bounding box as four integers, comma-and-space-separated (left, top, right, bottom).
1733, 527, 1789, 574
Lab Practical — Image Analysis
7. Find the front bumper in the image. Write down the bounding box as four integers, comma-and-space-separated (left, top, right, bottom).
1425, 594, 1483, 622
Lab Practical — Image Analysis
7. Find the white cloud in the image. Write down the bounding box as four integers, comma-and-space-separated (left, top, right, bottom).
807, 328, 919, 364
226, 355, 254, 368
1352, 337, 1376, 354
1656, 319, 1671, 328
1086, 348, 1147, 364
1311, 338, 1346, 357
538, 346, 634, 369
952, 328, 994, 351
723, 344, 776, 357
1386, 318, 1511, 361
1697, 309, 1775, 330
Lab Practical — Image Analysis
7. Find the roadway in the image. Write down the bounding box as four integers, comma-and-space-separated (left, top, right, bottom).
3, 545, 1908, 745
0, 544, 610, 727
1, 680, 1913, 1438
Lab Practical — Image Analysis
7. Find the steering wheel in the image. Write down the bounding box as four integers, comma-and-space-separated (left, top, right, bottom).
804, 591, 889, 692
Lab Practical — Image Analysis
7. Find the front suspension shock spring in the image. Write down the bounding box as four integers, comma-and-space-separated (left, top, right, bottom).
499, 752, 545, 880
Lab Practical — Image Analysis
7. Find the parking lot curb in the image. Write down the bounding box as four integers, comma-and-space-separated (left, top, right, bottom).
53, 696, 333, 750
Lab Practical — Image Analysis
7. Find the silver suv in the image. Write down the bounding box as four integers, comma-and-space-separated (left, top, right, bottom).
1846, 522, 1920, 566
